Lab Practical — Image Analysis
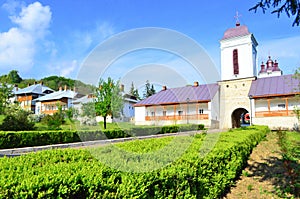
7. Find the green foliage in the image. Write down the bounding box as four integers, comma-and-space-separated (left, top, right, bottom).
0, 70, 22, 84
0, 71, 95, 93
41, 75, 95, 94
129, 81, 141, 100
276, 129, 300, 197
0, 124, 205, 149
7, 70, 22, 84
143, 80, 156, 99
249, 0, 300, 26
0, 83, 13, 114
65, 107, 75, 122
0, 126, 269, 198
0, 104, 35, 131
94, 77, 124, 129
41, 113, 64, 130
41, 104, 65, 130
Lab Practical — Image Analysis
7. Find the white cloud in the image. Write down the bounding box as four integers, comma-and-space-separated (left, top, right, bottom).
59, 60, 78, 77
0, 1, 52, 72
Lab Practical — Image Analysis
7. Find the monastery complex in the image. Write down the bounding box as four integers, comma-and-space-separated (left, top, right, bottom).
134, 22, 300, 129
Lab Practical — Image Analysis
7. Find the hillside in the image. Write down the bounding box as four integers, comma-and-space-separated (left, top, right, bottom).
0, 70, 95, 94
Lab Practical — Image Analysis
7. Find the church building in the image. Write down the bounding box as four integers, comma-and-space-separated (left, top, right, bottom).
134, 20, 300, 129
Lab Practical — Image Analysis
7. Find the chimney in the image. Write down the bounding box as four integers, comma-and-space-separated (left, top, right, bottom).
120, 84, 124, 92
162, 85, 167, 91
193, 81, 199, 87
64, 85, 67, 91
14, 84, 18, 91
59, 86, 62, 91
73, 86, 78, 93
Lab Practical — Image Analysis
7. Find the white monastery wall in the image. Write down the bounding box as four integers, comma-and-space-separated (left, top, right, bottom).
219, 77, 255, 129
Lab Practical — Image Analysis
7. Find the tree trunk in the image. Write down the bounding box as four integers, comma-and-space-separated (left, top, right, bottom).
104, 116, 107, 129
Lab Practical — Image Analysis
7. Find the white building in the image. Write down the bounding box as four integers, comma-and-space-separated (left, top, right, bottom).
72, 88, 138, 123
134, 21, 300, 129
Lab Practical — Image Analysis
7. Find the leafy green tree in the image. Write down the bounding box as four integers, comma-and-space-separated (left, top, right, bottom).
6, 70, 22, 84
143, 80, 156, 99
65, 107, 75, 123
0, 83, 13, 114
94, 77, 123, 129
250, 0, 300, 26
81, 102, 96, 117
129, 82, 141, 100
0, 104, 35, 131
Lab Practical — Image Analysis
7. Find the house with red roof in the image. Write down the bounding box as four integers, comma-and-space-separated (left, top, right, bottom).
134, 20, 300, 129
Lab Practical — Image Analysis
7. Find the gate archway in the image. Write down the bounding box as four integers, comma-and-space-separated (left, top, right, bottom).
231, 108, 250, 128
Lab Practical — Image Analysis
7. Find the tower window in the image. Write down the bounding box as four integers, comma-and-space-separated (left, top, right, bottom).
233, 49, 239, 75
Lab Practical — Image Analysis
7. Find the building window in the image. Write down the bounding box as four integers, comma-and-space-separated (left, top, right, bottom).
163, 111, 167, 116
278, 104, 285, 109
178, 111, 183, 116
151, 112, 155, 116
233, 49, 239, 75
199, 109, 204, 114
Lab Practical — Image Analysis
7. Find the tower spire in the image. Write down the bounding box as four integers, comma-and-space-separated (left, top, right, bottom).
234, 11, 242, 26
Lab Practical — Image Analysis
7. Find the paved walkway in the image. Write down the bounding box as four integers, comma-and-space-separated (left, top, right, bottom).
0, 129, 225, 157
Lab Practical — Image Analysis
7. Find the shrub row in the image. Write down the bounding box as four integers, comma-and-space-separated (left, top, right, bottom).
0, 126, 269, 198
0, 124, 204, 149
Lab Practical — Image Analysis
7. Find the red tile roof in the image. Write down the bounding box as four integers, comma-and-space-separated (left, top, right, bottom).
135, 83, 219, 106
221, 25, 250, 40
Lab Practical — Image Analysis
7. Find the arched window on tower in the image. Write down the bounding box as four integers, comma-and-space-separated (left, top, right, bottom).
233, 49, 239, 75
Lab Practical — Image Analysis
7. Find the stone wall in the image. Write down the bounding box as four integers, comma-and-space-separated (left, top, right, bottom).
219, 77, 255, 129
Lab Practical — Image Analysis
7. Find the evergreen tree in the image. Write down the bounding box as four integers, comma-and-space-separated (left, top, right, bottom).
129, 82, 141, 100
143, 80, 156, 99
250, 0, 300, 26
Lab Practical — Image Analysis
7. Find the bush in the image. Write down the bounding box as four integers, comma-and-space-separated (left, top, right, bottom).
0, 105, 35, 131
0, 126, 269, 198
0, 124, 206, 149
41, 112, 65, 130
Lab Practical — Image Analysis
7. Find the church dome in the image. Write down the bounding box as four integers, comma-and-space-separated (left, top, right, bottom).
221, 25, 250, 40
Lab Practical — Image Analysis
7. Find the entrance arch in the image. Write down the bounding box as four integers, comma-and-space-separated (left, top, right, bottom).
231, 108, 250, 128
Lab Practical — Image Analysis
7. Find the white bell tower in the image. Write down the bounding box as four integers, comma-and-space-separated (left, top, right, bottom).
220, 14, 258, 81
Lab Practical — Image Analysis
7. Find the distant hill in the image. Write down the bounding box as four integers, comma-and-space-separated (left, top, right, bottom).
0, 70, 95, 94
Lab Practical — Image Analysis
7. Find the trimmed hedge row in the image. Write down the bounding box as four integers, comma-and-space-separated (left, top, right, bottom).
0, 124, 204, 149
0, 126, 269, 198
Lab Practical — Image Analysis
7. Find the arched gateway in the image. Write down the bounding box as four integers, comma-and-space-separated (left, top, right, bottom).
231, 108, 250, 128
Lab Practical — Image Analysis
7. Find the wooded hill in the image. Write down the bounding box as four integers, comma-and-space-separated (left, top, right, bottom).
0, 70, 95, 94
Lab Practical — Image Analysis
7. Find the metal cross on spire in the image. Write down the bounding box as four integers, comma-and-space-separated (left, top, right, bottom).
234, 11, 242, 26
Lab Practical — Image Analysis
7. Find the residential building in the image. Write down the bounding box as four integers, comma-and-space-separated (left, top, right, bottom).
13, 82, 54, 113
34, 86, 80, 115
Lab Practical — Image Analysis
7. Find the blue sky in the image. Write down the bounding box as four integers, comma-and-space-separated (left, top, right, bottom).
0, 0, 299, 91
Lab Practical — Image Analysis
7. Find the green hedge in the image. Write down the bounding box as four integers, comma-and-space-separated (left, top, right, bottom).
0, 124, 204, 149
0, 126, 269, 198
